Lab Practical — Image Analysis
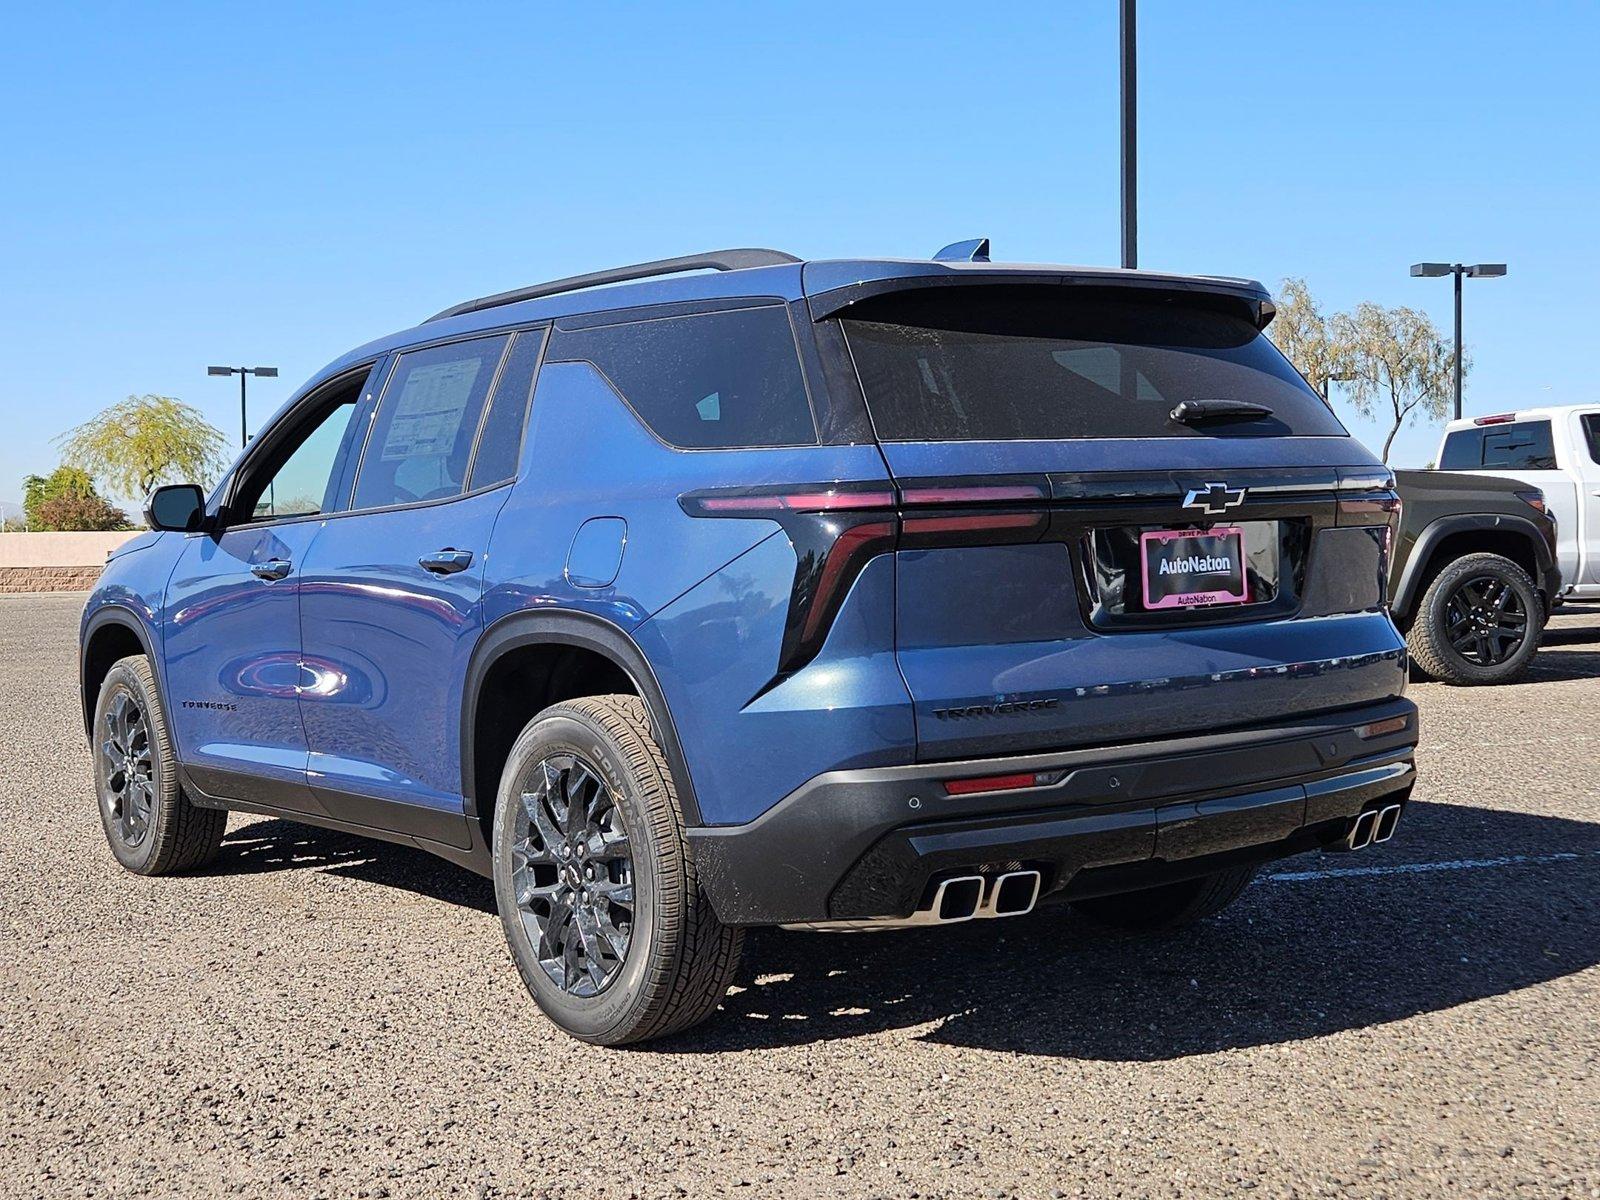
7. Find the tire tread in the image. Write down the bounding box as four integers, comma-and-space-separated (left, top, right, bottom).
500, 694, 742, 1044
101, 655, 226, 875
1407, 552, 1542, 685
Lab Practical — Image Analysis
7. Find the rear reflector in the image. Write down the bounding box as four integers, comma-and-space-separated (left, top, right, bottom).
943, 772, 1041, 796
1357, 715, 1410, 739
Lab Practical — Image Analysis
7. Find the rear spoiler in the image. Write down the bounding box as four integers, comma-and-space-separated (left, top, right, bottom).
804, 261, 1276, 329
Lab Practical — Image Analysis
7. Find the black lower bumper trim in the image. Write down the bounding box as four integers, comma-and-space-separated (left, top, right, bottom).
687, 698, 1418, 926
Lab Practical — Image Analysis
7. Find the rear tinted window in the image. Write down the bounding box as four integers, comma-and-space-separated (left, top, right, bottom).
548, 306, 816, 448
838, 286, 1347, 441
1439, 421, 1556, 471
467, 327, 545, 491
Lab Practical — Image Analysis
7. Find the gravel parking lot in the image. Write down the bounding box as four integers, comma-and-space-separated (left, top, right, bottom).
2, 592, 1597, 1200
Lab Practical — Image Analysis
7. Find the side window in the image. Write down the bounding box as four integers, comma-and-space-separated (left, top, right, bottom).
549, 306, 817, 449
1481, 421, 1555, 470
232, 375, 367, 522
1439, 429, 1484, 469
467, 327, 546, 491
351, 335, 509, 511
1581, 414, 1600, 466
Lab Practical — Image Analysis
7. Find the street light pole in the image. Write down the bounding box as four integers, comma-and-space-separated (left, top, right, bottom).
208, 365, 280, 448
1320, 373, 1355, 405
1409, 262, 1506, 422
1120, 0, 1137, 269
1453, 268, 1463, 423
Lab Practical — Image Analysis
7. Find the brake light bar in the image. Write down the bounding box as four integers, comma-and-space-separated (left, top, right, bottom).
1474, 413, 1517, 426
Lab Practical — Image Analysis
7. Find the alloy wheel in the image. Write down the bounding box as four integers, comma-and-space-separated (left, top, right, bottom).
1443, 573, 1528, 667
510, 754, 634, 997
101, 690, 154, 848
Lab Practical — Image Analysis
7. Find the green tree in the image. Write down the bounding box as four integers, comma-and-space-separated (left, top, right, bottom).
34, 492, 131, 531
1332, 303, 1461, 463
56, 395, 227, 499
1268, 277, 1347, 398
21, 464, 97, 528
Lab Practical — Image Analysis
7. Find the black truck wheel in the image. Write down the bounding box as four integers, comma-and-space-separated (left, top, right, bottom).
1072, 864, 1257, 931
92, 655, 227, 874
492, 694, 743, 1045
1408, 552, 1542, 685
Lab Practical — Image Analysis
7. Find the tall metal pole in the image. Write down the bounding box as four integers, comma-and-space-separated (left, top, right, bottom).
1452, 265, 1464, 421
1120, 0, 1137, 269
239, 371, 249, 448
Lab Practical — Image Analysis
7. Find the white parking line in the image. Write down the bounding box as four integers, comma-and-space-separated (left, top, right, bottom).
1262, 849, 1600, 884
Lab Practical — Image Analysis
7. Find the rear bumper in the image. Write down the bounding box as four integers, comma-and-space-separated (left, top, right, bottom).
688, 698, 1418, 926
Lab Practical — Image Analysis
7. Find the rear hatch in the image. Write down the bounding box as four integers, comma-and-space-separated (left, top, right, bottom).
822, 279, 1405, 761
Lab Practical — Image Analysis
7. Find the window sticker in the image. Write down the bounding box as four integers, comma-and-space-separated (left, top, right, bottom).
380, 358, 483, 461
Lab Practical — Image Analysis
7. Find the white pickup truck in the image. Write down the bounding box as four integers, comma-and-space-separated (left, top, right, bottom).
1436, 404, 1600, 599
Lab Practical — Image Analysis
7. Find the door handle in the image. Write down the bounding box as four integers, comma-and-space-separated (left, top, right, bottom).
419, 548, 474, 575
250, 559, 292, 582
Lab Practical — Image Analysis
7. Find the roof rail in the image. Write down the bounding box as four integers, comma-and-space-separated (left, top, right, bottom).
424, 248, 801, 323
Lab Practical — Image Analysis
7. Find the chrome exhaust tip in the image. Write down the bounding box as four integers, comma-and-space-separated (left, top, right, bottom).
984, 869, 1042, 918
1372, 802, 1402, 844
1345, 809, 1379, 851
931, 875, 985, 923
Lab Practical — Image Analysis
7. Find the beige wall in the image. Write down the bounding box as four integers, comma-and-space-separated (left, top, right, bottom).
0, 531, 143, 568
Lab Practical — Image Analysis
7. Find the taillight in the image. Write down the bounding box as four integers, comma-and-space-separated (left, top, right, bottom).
1336, 491, 1401, 526
1515, 489, 1548, 515
679, 478, 1051, 676
899, 483, 1047, 506
680, 487, 895, 516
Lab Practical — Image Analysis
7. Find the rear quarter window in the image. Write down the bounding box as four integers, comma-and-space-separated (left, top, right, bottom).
1440, 421, 1557, 470
837, 285, 1348, 441
547, 306, 817, 449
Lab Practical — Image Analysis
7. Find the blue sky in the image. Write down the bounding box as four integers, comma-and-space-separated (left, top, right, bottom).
3, 1, 1596, 508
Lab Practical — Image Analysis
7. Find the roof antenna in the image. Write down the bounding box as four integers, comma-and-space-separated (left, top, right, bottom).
932, 237, 990, 263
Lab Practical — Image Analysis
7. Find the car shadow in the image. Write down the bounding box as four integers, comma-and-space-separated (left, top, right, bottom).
202, 803, 1600, 1063
661, 800, 1600, 1059
211, 818, 496, 914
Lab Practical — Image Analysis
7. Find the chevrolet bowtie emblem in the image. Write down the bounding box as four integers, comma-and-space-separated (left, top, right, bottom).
1183, 482, 1247, 514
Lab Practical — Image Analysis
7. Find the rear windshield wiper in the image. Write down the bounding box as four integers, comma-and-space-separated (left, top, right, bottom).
1170, 399, 1274, 425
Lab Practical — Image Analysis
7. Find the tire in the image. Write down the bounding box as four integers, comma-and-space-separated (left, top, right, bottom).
1407, 552, 1543, 685
92, 655, 227, 875
491, 694, 743, 1045
1071, 864, 1257, 931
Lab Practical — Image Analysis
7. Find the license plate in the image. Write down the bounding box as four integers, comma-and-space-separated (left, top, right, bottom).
1140, 527, 1250, 610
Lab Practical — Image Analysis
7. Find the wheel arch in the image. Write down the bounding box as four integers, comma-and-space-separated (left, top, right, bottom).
460, 610, 702, 848
80, 605, 160, 741
1392, 514, 1552, 623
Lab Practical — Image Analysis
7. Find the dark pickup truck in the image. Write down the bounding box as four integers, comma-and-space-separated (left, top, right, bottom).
1391, 469, 1561, 684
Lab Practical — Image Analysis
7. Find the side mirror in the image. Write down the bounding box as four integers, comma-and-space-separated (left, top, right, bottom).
143, 484, 206, 532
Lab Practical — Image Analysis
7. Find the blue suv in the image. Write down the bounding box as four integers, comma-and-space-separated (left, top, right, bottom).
80, 244, 1418, 1043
